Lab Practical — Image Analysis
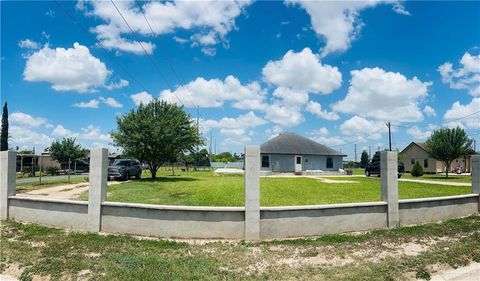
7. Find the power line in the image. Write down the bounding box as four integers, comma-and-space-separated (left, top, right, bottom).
393, 110, 480, 130
331, 126, 386, 148
133, 0, 201, 113
110, 0, 185, 107
54, 0, 152, 95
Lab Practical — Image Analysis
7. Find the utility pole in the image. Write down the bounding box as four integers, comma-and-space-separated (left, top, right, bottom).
196, 106, 200, 168
368, 146, 371, 160
386, 122, 392, 151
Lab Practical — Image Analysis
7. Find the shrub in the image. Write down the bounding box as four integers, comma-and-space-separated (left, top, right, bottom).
411, 161, 424, 177
45, 166, 60, 176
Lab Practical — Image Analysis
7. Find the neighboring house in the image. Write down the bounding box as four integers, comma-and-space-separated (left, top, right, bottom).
16, 153, 61, 172
260, 132, 346, 173
400, 142, 473, 173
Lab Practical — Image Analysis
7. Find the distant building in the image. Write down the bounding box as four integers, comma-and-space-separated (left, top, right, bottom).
400, 142, 473, 173
16, 153, 60, 172
260, 132, 346, 173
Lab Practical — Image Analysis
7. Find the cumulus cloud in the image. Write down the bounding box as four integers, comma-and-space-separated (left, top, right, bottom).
131, 91, 154, 106
10, 112, 50, 128
52, 125, 78, 138
52, 124, 112, 143
305, 101, 340, 121
438, 51, 480, 96
423, 105, 436, 117
79, 0, 252, 55
99, 96, 123, 108
18, 39, 40, 49
406, 126, 431, 140
10, 126, 53, 149
340, 116, 386, 141
264, 103, 304, 127
104, 79, 129, 90
23, 43, 109, 93
443, 97, 480, 129
309, 127, 346, 146
262, 48, 342, 94
160, 75, 266, 110
333, 67, 431, 122
272, 87, 309, 106
73, 99, 100, 109
286, 1, 403, 57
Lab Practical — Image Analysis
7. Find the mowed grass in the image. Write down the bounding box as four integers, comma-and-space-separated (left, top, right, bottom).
16, 177, 89, 193
77, 170, 473, 206
401, 173, 472, 183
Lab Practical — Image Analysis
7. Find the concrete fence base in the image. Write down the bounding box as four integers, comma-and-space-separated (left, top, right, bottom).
1, 150, 479, 240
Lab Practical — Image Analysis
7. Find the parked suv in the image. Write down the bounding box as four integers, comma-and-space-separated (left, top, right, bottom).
108, 159, 142, 180
365, 152, 404, 178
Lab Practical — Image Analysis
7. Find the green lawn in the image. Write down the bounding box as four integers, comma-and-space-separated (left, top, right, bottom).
401, 173, 472, 183
2, 216, 480, 280
78, 171, 472, 206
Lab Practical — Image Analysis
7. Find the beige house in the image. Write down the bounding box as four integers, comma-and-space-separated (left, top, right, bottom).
400, 142, 473, 174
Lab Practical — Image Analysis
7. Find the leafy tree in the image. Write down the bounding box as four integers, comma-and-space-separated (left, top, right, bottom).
411, 161, 424, 177
360, 150, 369, 168
212, 151, 242, 163
195, 148, 210, 166
180, 152, 196, 171
111, 100, 202, 179
48, 138, 87, 168
425, 127, 473, 178
18, 149, 33, 154
1, 102, 8, 151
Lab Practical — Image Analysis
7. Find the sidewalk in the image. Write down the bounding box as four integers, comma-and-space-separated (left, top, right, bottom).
430, 262, 480, 281
399, 178, 471, 186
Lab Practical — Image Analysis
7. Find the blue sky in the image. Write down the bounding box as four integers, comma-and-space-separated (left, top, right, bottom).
1, 0, 479, 159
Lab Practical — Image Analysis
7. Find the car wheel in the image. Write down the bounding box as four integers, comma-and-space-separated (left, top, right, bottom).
136, 171, 141, 179
124, 171, 130, 181
365, 170, 370, 177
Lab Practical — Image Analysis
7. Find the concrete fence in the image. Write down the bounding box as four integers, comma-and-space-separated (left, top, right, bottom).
1, 148, 479, 240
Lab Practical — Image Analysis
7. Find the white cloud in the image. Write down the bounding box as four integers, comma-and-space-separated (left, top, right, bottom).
265, 125, 283, 139
200, 47, 217, 56
173, 36, 188, 44
264, 103, 304, 127
104, 79, 129, 90
438, 51, 480, 96
262, 48, 342, 94
23, 43, 109, 93
406, 126, 431, 140
333, 67, 431, 122
308, 127, 346, 146
18, 39, 40, 49
286, 1, 401, 57
80, 0, 252, 55
10, 126, 53, 150
272, 87, 309, 106
10, 112, 49, 128
160, 75, 267, 110
444, 97, 480, 129
131, 91, 154, 106
52, 125, 78, 138
423, 105, 436, 117
73, 99, 100, 109
392, 3, 411, 15
305, 101, 340, 121
340, 116, 386, 141
99, 96, 123, 108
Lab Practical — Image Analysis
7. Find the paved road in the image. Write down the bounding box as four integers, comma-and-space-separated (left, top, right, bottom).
16, 173, 88, 184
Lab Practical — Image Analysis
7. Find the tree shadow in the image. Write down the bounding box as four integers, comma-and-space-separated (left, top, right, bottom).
134, 177, 199, 183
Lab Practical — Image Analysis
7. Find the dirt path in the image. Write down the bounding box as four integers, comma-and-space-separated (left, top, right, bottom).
399, 178, 471, 186
16, 181, 123, 200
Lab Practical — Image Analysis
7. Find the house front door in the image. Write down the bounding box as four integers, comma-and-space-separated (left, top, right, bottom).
294, 156, 302, 172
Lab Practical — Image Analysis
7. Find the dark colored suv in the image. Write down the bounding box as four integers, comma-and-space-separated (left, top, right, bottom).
108, 159, 142, 180
364, 152, 404, 178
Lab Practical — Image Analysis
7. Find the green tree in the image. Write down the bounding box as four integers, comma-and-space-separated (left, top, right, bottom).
180, 152, 196, 171
1, 102, 8, 151
48, 138, 87, 168
111, 100, 202, 179
360, 150, 369, 168
425, 127, 473, 178
411, 161, 424, 177
212, 152, 236, 163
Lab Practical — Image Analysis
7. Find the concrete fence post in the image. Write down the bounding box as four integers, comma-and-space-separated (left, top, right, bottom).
0, 151, 16, 220
472, 155, 480, 212
380, 151, 399, 228
87, 148, 108, 232
244, 145, 260, 241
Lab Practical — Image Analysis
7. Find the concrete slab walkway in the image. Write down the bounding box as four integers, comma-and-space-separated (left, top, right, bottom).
399, 178, 471, 186
16, 181, 122, 200
430, 262, 480, 281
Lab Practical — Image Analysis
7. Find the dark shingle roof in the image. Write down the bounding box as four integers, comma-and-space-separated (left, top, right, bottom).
261, 132, 346, 156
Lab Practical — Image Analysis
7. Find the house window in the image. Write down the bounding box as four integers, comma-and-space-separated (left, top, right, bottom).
424, 159, 428, 168
411, 159, 415, 165
296, 156, 302, 164
326, 157, 333, 169
261, 155, 270, 168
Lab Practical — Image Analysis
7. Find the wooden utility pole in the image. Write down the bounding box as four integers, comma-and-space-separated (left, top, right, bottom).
354, 144, 357, 163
